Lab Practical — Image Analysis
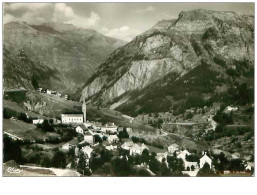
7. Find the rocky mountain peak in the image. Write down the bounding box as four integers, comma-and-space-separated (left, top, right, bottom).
80, 9, 254, 116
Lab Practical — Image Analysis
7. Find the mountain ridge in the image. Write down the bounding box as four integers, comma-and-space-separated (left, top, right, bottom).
3, 21, 126, 95
80, 9, 254, 116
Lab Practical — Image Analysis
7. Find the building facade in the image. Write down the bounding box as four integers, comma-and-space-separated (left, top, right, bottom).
61, 114, 83, 124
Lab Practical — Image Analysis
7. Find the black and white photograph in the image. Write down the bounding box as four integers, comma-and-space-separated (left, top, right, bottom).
1, 1, 255, 178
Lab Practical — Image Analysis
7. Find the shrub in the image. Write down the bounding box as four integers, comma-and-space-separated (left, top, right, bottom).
52, 151, 67, 168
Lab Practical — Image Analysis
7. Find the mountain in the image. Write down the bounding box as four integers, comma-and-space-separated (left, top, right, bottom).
3, 21, 126, 95
80, 9, 254, 116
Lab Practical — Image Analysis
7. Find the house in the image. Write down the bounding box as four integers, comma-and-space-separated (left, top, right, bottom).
156, 152, 168, 162
108, 135, 119, 144
76, 125, 87, 134
64, 95, 69, 100
37, 88, 43, 93
168, 143, 180, 154
81, 146, 93, 158
224, 106, 238, 114
177, 150, 199, 171
33, 119, 44, 125
126, 127, 132, 133
94, 122, 102, 130
130, 143, 149, 155
245, 162, 254, 171
105, 145, 118, 151
84, 131, 94, 144
61, 114, 83, 124
46, 89, 52, 94
208, 117, 217, 131
200, 152, 212, 169
62, 143, 71, 151
121, 141, 134, 150
101, 122, 118, 134
177, 150, 190, 160
184, 161, 198, 171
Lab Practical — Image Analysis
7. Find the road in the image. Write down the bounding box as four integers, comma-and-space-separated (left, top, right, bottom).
4, 131, 23, 140
159, 130, 191, 140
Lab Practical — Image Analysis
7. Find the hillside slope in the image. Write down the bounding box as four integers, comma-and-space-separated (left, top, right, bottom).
3, 21, 125, 95
80, 9, 254, 116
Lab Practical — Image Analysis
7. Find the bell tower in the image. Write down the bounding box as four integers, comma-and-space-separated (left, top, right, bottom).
82, 99, 86, 122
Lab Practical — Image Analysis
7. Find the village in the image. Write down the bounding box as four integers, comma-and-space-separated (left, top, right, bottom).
11, 95, 250, 177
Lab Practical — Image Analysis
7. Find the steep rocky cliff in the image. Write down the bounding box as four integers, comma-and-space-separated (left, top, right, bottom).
3, 21, 125, 95
80, 9, 254, 116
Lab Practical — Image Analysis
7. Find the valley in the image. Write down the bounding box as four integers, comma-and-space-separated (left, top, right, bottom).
2, 8, 254, 177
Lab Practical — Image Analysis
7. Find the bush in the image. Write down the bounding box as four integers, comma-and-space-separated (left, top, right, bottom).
137, 168, 151, 176
118, 128, 129, 139
52, 151, 67, 168
3, 135, 24, 164
214, 56, 227, 67
3, 108, 12, 119
38, 120, 54, 132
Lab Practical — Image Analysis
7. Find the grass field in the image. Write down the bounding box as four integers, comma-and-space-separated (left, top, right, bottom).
3, 119, 59, 140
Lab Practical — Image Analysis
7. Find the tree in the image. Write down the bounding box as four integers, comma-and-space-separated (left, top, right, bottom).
3, 108, 12, 119
52, 150, 66, 168
149, 158, 161, 175
141, 149, 150, 164
229, 159, 244, 173
160, 161, 171, 176
118, 128, 129, 139
137, 169, 151, 176
131, 136, 139, 143
3, 135, 24, 164
41, 157, 51, 168
197, 163, 215, 176
39, 120, 54, 132
111, 156, 133, 176
77, 153, 91, 176
93, 134, 102, 143
167, 156, 184, 173
31, 74, 39, 89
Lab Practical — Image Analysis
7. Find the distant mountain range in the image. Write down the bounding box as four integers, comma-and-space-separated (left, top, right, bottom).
3, 21, 126, 95
80, 9, 254, 116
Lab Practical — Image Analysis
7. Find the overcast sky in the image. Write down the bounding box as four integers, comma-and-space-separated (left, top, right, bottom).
3, 2, 254, 41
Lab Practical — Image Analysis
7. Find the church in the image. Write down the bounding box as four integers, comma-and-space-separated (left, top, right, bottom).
61, 100, 86, 124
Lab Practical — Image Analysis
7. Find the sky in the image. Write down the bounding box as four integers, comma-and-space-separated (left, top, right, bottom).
3, 2, 254, 41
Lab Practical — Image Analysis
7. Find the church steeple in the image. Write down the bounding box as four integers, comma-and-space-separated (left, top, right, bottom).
82, 99, 86, 122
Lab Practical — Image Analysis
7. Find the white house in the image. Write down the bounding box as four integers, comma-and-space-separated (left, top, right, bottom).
130, 143, 149, 156
76, 125, 87, 134
208, 117, 217, 131
168, 143, 180, 154
108, 135, 119, 144
184, 161, 198, 171
200, 152, 212, 169
84, 131, 94, 144
105, 145, 118, 151
224, 106, 238, 114
177, 150, 199, 171
121, 141, 134, 150
61, 114, 83, 124
62, 143, 71, 151
126, 127, 132, 133
33, 119, 44, 125
245, 162, 253, 171
177, 150, 190, 160
101, 122, 118, 134
81, 146, 93, 158
46, 89, 52, 94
